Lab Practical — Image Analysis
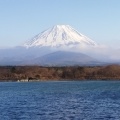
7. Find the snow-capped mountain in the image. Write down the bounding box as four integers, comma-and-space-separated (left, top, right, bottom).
23, 25, 97, 48
0, 24, 118, 66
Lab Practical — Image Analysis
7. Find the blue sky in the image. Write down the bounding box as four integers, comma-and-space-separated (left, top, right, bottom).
0, 0, 120, 48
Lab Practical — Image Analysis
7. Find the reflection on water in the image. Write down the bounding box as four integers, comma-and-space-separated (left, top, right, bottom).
0, 81, 120, 120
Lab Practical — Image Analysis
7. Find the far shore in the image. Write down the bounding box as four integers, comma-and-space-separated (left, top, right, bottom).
0, 65, 120, 82
1, 79, 120, 82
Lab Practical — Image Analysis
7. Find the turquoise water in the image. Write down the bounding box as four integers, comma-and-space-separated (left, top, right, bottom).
0, 81, 120, 120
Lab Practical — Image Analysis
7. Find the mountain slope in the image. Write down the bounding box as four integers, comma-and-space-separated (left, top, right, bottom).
23, 25, 97, 48
24, 51, 100, 66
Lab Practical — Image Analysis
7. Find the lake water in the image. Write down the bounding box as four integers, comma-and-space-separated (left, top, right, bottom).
0, 81, 120, 120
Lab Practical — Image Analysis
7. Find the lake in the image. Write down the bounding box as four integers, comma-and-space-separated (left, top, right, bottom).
0, 81, 120, 120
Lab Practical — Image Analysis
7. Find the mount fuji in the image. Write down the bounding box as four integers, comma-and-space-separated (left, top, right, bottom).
0, 25, 106, 66
23, 25, 97, 48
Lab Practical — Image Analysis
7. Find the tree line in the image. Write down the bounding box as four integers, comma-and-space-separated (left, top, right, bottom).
0, 65, 120, 81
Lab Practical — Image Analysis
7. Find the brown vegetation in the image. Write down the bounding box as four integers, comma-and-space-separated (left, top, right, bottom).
0, 65, 120, 81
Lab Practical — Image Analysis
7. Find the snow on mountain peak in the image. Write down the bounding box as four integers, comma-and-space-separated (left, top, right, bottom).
23, 25, 97, 48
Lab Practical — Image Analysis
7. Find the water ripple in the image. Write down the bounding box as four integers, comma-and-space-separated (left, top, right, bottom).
0, 81, 120, 120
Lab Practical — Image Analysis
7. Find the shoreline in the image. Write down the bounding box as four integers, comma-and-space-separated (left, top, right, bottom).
0, 79, 120, 82
0, 65, 120, 82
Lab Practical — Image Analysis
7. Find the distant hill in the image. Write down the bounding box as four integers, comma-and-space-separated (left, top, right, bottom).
25, 51, 100, 66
